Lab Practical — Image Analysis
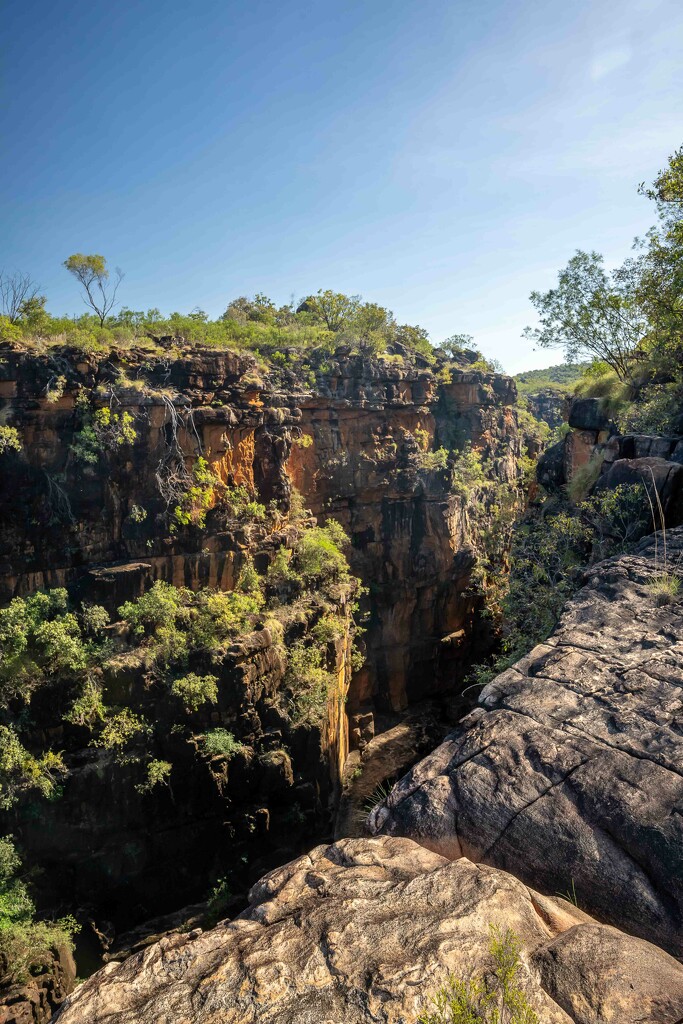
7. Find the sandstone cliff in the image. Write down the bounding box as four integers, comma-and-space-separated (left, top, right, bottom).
0, 343, 519, 719
0, 341, 519, 1008
371, 528, 683, 956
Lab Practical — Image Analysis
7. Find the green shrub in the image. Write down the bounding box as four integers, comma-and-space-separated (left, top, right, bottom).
135, 759, 172, 794
286, 641, 333, 725
0, 727, 66, 810
205, 877, 232, 926
0, 589, 93, 705
64, 679, 106, 727
646, 571, 682, 603
0, 426, 21, 455
171, 672, 218, 711
172, 457, 219, 529
566, 453, 604, 502
92, 708, 150, 752
0, 835, 77, 986
202, 729, 245, 758
418, 926, 538, 1024
417, 447, 449, 471
71, 405, 137, 464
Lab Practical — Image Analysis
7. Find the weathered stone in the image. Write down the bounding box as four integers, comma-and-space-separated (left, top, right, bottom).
596, 455, 683, 526
536, 438, 566, 490
0, 944, 75, 1024
567, 397, 613, 432
54, 837, 683, 1024
372, 529, 683, 955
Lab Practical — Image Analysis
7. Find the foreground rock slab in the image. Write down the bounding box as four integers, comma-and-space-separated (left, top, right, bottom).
371, 530, 683, 955
54, 837, 683, 1024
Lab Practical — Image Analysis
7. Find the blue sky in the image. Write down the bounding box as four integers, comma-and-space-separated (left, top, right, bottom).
2, 0, 682, 372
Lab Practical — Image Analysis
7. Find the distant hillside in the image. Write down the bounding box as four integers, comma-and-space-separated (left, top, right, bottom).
514, 362, 588, 396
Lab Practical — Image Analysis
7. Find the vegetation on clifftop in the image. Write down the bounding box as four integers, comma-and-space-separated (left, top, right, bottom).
524, 145, 683, 435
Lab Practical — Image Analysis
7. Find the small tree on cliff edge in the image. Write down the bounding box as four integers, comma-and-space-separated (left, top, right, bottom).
63, 254, 124, 326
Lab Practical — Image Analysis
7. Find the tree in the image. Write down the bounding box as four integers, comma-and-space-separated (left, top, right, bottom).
0, 271, 41, 324
438, 334, 475, 359
63, 254, 124, 327
300, 290, 360, 331
523, 251, 647, 383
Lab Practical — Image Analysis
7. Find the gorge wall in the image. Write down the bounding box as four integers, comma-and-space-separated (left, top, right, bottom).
0, 341, 519, 979
0, 343, 519, 726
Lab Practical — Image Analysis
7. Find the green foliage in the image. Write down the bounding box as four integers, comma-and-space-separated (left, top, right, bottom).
418, 926, 538, 1024
63, 253, 123, 327
171, 460, 267, 531
80, 604, 109, 636
204, 876, 232, 927
71, 404, 137, 464
523, 250, 647, 383
448, 445, 523, 613
0, 426, 21, 455
118, 580, 264, 665
171, 672, 218, 711
135, 759, 172, 794
202, 729, 245, 758
0, 835, 77, 986
269, 520, 354, 604
286, 641, 333, 725
45, 375, 66, 403
92, 708, 150, 752
0, 727, 66, 810
172, 457, 217, 529
566, 453, 604, 502
470, 483, 650, 686
525, 145, 683, 431
129, 503, 147, 523
64, 679, 106, 727
416, 444, 449, 471
9, 279, 443, 365
646, 571, 682, 603
513, 363, 589, 396
0, 589, 93, 705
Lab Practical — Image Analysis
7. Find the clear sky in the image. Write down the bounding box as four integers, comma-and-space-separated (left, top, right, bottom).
2, 0, 682, 373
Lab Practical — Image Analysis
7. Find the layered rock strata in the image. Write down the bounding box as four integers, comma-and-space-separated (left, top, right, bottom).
371, 530, 683, 955
54, 836, 683, 1024
0, 344, 519, 716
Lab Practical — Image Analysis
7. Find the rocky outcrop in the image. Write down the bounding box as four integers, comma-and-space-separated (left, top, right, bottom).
526, 388, 567, 429
53, 836, 683, 1024
0, 944, 75, 1024
371, 530, 683, 955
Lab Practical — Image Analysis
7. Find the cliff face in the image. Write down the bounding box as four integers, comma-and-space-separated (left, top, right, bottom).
0, 342, 519, 983
0, 344, 519, 722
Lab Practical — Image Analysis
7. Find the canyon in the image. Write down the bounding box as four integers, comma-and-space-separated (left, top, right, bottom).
2, 341, 683, 1024
0, 341, 520, 1020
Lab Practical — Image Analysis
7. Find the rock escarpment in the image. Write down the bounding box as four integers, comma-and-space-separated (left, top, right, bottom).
0, 344, 519, 718
53, 836, 683, 1024
0, 342, 519, 994
371, 529, 683, 955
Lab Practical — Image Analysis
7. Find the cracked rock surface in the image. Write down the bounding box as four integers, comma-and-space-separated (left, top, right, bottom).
54, 836, 683, 1024
371, 529, 683, 955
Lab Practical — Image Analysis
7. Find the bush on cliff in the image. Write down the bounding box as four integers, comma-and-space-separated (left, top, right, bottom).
469, 483, 650, 688
0, 835, 77, 987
